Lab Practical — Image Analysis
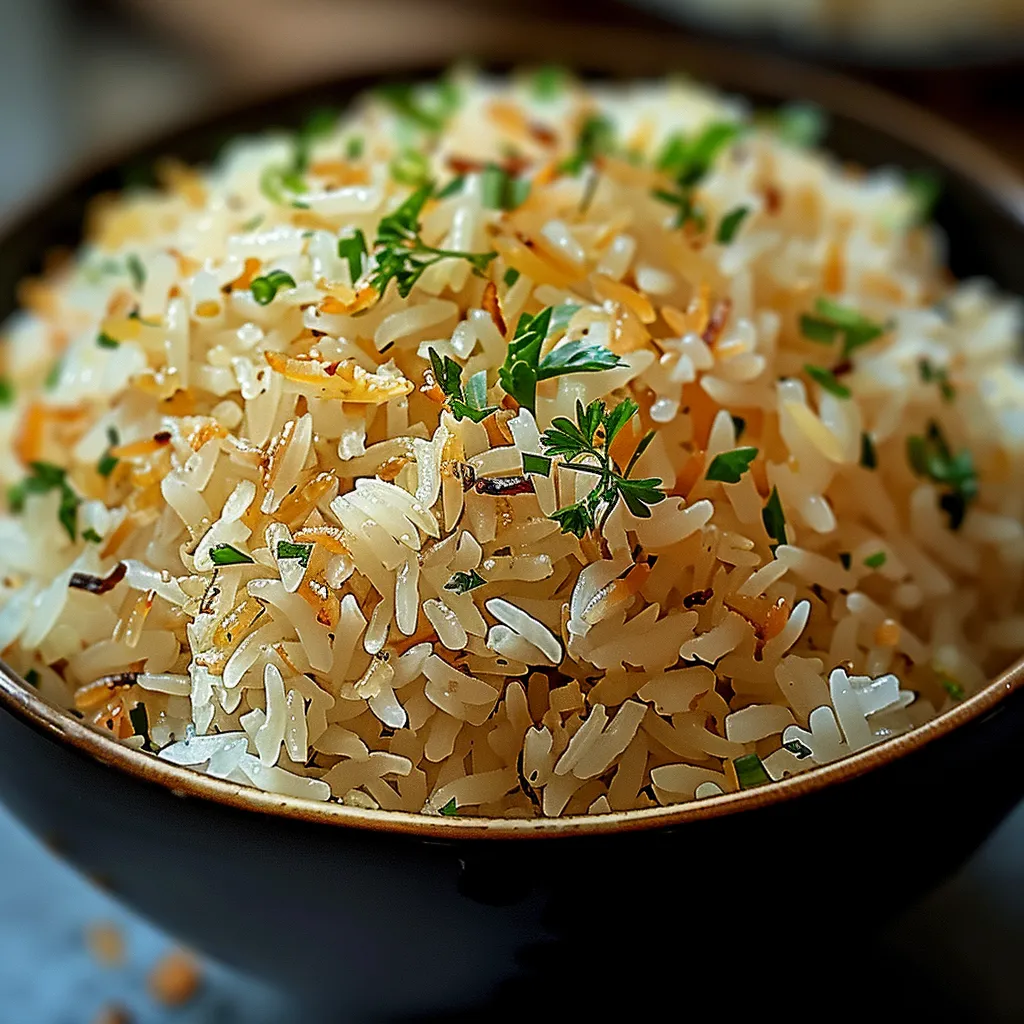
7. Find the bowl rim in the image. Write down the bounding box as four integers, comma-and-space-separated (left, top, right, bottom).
1, 35, 1023, 841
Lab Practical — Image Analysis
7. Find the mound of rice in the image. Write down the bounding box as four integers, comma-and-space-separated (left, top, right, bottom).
1, 69, 1022, 818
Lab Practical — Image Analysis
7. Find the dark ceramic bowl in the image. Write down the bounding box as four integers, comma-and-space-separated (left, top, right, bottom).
1, 34, 1023, 1020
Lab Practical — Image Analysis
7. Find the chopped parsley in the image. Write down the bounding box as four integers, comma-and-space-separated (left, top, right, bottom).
377, 79, 459, 133
906, 420, 978, 531
536, 398, 665, 538
97, 427, 119, 478
940, 676, 965, 702
657, 122, 741, 187
531, 65, 567, 101
126, 254, 146, 291
435, 175, 465, 199
771, 102, 828, 149
906, 170, 941, 225
838, 551, 852, 570
96, 332, 119, 349
497, 306, 623, 414
804, 364, 851, 399
864, 551, 887, 569
782, 737, 813, 759
522, 452, 552, 477
0, 378, 14, 407
480, 164, 530, 211
259, 165, 307, 207
762, 486, 787, 551
82, 527, 103, 544
8, 461, 80, 540
337, 230, 368, 285
439, 796, 459, 815
716, 205, 749, 244
444, 570, 487, 595
277, 540, 313, 567
860, 433, 877, 470
345, 135, 364, 160
293, 106, 337, 173
250, 269, 297, 305
919, 358, 955, 402
503, 267, 520, 289
652, 187, 705, 232
734, 753, 771, 789
209, 544, 254, 566
800, 298, 887, 358
370, 184, 496, 299
705, 447, 758, 484
389, 148, 430, 187
427, 348, 497, 424
561, 113, 615, 175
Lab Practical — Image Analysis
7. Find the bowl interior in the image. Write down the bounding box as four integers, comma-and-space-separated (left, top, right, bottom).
1, 42, 1023, 838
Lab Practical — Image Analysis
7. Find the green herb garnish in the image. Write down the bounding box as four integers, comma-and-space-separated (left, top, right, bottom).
782, 737, 813, 759
436, 175, 465, 199
652, 187, 706, 232
82, 528, 103, 544
497, 306, 623, 414
370, 184, 496, 299
389, 148, 430, 187
24, 669, 40, 687
657, 122, 741, 187
293, 107, 337, 173
8, 461, 80, 540
0, 378, 14, 407
480, 164, 530, 211
762, 486, 787, 551
716, 205, 749, 244
377, 80, 459, 133
906, 170, 941, 225
561, 114, 615, 175
97, 332, 120, 349
906, 420, 978, 531
439, 796, 459, 815
734, 753, 771, 789
804, 364, 851, 399
531, 65, 567, 101
940, 676, 965, 702
209, 544, 254, 566
427, 348, 497, 424
772, 102, 827, 149
250, 269, 297, 306
800, 298, 887, 358
919, 358, 955, 403
346, 136, 364, 160
126, 254, 146, 291
503, 267, 520, 289
44, 360, 62, 391
860, 432, 877, 470
536, 398, 665, 538
337, 230, 368, 285
444, 570, 487, 596
864, 551, 887, 569
277, 540, 313, 567
259, 165, 308, 207
705, 447, 758, 484
522, 453, 552, 477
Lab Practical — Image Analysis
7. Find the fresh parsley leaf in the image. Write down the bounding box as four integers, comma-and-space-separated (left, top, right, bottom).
126, 254, 146, 291
799, 316, 840, 345
716, 205, 749, 244
906, 170, 941, 225
439, 796, 460, 815
657, 122, 740, 187
919, 358, 955, 402
540, 398, 665, 537
427, 347, 497, 423
734, 752, 770, 789
0, 378, 14, 407
522, 453, 552, 477
294, 107, 337, 173
762, 486, 787, 550
444, 570, 487, 595
209, 544, 254, 566
537, 339, 622, 379
705, 447, 759, 484
772, 102, 827, 149
250, 269, 297, 305
860, 432, 877, 470
532, 65, 567, 101
864, 551, 887, 569
561, 114, 615, 175
480, 164, 530, 211
8, 461, 80, 540
805, 364, 851, 399
97, 332, 120, 349
390, 148, 430, 187
277, 540, 312, 567
97, 451, 118, 477
338, 230, 368, 285
906, 420, 978, 531
82, 527, 103, 543
503, 267, 520, 288
802, 298, 887, 357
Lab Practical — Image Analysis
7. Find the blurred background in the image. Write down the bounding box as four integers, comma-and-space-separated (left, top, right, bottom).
0, 0, 1022, 1020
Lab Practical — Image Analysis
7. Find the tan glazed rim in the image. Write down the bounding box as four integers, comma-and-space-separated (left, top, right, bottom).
1, 34, 1023, 840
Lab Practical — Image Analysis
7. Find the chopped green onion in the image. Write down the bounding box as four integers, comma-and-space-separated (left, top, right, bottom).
377, 80, 458, 133
345, 135, 364, 160
250, 269, 297, 306
439, 796, 459, 816
804, 364, 851, 399
919, 358, 955, 402
209, 544, 254, 566
561, 114, 615, 175
480, 164, 530, 211
503, 267, 520, 288
82, 528, 103, 544
657, 122, 741, 187
762, 486, 787, 551
44, 361, 62, 391
97, 332, 120, 349
906, 170, 941, 225
940, 676, 965, 702
0, 378, 14, 407
276, 541, 313, 567
705, 447, 759, 484
838, 551, 852, 570
522, 453, 552, 477
531, 65, 567, 101
8, 461, 79, 540
97, 451, 118, 478
906, 422, 978, 531
389, 148, 430, 187
772, 102, 827, 149
734, 753, 770, 789
864, 551, 887, 569
241, 214, 264, 232
337, 230, 367, 285
126, 254, 146, 291
444, 569, 487, 595
716, 205, 749, 244
782, 738, 813, 759
436, 175, 465, 199
799, 316, 841, 345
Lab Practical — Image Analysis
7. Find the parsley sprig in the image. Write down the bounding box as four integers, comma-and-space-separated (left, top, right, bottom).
8, 462, 80, 540
906, 420, 978, 530
530, 398, 665, 538
370, 184, 497, 299
498, 307, 624, 414
427, 348, 497, 423
653, 122, 741, 231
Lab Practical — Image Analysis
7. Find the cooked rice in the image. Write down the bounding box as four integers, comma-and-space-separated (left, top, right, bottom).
1, 68, 1023, 818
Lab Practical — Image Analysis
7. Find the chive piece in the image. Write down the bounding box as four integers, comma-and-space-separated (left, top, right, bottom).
276, 540, 313, 567
838, 551, 852, 570
762, 486, 787, 551
0, 378, 14, 407
805, 364, 851, 399
294, 106, 337, 173
531, 65, 566, 101
44, 361, 62, 390
345, 135, 364, 160
860, 433, 877, 470
241, 214, 264, 232
730, 415, 746, 440
864, 551, 887, 569
813, 298, 886, 357
918, 358, 955, 403
439, 796, 459, 816
716, 205, 749, 244
82, 527, 103, 543
436, 175, 465, 199
905, 420, 978, 531
7, 461, 80, 540
444, 569, 487, 595
209, 544, 254, 566
772, 102, 827, 149
503, 267, 520, 288
657, 122, 741, 187
705, 447, 759, 484
782, 738, 813, 759
337, 230, 368, 285
390, 148, 430, 187
906, 170, 941, 225
800, 316, 841, 345
522, 453, 552, 478
25, 669, 40, 687
126, 254, 146, 291
377, 81, 450, 133
941, 676, 965, 702
97, 332, 120, 349
561, 114, 615, 175
97, 451, 118, 478
734, 753, 771, 789
250, 269, 297, 306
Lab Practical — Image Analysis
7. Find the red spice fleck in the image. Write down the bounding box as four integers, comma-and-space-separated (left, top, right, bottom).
764, 184, 782, 214
701, 298, 732, 347
683, 588, 714, 609
482, 281, 506, 337
474, 475, 536, 497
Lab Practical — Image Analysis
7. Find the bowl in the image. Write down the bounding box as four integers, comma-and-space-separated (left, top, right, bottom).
1, 35, 1023, 1019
